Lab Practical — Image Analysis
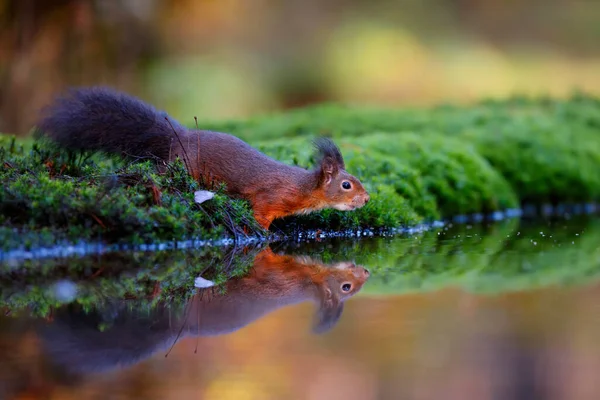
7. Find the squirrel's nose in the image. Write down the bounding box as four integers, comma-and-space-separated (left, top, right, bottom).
364, 195, 370, 204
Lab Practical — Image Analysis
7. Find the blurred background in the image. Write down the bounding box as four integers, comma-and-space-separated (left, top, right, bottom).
1, 0, 600, 136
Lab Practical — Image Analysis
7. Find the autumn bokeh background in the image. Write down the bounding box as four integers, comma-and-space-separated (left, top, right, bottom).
2, 0, 600, 135
3, 1, 600, 399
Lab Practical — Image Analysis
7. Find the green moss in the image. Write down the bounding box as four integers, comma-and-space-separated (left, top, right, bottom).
205, 92, 600, 213
0, 136, 264, 249
349, 132, 518, 215
252, 130, 518, 230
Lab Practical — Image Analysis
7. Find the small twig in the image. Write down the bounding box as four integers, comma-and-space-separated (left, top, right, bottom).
195, 117, 201, 181
165, 117, 192, 174
89, 213, 106, 228
165, 301, 192, 358
90, 266, 105, 278
224, 208, 240, 244
196, 205, 216, 231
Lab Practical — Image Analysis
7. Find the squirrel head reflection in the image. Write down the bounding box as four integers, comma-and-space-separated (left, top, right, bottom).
36, 247, 370, 375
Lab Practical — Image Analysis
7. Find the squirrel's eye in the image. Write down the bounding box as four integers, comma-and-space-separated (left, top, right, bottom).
341, 283, 352, 292
341, 181, 352, 190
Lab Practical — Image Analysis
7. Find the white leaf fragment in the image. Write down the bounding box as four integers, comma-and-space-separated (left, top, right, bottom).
194, 276, 216, 288
194, 190, 215, 204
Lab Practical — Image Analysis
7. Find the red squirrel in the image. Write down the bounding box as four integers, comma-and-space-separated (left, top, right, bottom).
36, 87, 370, 229
31, 248, 369, 375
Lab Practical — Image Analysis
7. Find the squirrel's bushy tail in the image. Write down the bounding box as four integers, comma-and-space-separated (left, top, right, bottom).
36, 86, 185, 161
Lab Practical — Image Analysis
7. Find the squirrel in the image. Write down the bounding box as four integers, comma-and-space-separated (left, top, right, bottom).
35, 87, 370, 229
31, 247, 370, 376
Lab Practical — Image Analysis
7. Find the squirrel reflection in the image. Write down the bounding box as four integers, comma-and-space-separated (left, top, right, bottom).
36, 247, 370, 375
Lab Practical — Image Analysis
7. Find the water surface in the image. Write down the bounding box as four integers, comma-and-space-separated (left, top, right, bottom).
1, 217, 599, 399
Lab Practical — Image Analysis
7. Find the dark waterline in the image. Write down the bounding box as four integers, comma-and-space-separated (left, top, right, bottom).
0, 216, 599, 399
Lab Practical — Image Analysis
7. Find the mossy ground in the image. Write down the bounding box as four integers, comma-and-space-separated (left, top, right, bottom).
213, 93, 600, 231
1, 93, 600, 249
0, 136, 264, 251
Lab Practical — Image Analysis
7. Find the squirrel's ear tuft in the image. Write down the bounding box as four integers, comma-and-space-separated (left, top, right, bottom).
313, 137, 345, 170
313, 137, 345, 185
313, 298, 345, 334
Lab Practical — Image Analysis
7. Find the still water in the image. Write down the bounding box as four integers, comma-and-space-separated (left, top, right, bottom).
1, 217, 600, 399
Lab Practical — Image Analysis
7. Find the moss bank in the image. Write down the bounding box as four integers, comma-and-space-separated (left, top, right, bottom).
0, 136, 264, 250
210, 93, 600, 231
1, 94, 600, 246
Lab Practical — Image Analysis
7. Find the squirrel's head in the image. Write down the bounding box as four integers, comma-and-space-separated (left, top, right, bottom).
313, 137, 370, 211
313, 260, 370, 334
326, 261, 370, 300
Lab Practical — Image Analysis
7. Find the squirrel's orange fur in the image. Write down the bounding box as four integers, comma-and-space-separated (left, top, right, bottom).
36, 87, 370, 229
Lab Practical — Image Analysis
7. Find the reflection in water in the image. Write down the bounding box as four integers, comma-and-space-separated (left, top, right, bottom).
4, 283, 600, 399
0, 247, 369, 398
1, 218, 600, 399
